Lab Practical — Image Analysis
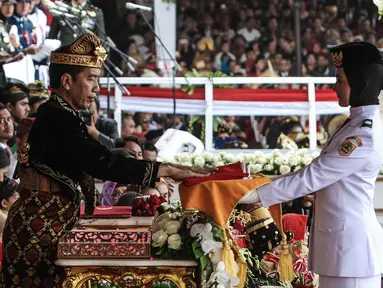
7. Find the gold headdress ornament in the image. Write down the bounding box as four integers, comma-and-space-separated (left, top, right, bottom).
50, 34, 107, 68
332, 50, 343, 67
9, 86, 25, 95
28, 81, 49, 98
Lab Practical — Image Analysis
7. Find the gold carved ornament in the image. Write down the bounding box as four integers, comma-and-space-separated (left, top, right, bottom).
62, 266, 197, 288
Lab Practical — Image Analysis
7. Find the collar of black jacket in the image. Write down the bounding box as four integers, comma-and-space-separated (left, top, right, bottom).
50, 93, 79, 117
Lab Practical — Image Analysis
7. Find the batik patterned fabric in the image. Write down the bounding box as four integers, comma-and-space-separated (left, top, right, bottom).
1, 187, 80, 288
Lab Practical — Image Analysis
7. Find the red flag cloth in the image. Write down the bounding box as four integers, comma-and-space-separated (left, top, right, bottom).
80, 206, 132, 218
282, 213, 308, 241
183, 162, 247, 186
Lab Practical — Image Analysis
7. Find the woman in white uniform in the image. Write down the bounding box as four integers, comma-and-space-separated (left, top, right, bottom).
240, 42, 383, 288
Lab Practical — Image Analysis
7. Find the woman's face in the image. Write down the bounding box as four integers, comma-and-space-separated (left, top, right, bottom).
112, 187, 127, 204
306, 54, 316, 65
256, 59, 266, 71
333, 68, 350, 107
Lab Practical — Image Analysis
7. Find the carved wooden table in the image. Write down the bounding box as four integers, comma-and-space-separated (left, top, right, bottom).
55, 259, 198, 288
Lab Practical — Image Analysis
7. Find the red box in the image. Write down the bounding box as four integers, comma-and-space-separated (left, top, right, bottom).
57, 229, 151, 259
80, 206, 132, 218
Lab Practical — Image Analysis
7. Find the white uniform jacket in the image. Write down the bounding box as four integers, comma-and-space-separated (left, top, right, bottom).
258, 105, 383, 277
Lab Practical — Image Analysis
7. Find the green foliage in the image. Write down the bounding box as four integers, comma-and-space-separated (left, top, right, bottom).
189, 216, 224, 283
181, 69, 234, 96
153, 280, 177, 288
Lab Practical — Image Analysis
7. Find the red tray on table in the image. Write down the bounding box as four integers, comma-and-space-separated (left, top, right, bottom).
80, 206, 132, 218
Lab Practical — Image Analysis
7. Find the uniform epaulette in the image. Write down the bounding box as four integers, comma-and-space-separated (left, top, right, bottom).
362, 119, 373, 128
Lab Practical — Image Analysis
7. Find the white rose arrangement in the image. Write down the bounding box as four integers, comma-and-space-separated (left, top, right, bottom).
165, 149, 321, 176
151, 204, 185, 255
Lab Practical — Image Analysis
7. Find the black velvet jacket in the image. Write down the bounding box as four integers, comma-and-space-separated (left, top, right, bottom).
27, 93, 160, 195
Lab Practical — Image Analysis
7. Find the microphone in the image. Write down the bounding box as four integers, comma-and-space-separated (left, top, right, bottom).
112, 64, 124, 76
127, 62, 135, 72
41, 0, 57, 9
50, 9, 77, 19
125, 2, 152, 12
55, 1, 81, 14
127, 56, 137, 65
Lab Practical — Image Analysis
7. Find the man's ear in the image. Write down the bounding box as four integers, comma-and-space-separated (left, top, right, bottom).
61, 73, 72, 91
1, 199, 8, 210
6, 102, 12, 112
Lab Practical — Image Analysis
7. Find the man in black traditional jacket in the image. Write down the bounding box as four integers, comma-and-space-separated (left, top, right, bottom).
0, 33, 208, 287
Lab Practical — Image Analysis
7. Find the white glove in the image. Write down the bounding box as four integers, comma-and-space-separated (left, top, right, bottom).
239, 188, 260, 204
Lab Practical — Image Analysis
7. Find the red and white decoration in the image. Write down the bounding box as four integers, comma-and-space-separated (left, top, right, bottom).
99, 87, 347, 116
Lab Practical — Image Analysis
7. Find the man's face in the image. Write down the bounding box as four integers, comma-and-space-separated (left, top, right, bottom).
65, 68, 100, 111
16, 2, 31, 16
0, 108, 14, 142
278, 59, 289, 72
317, 56, 328, 68
72, 0, 85, 5
121, 118, 135, 137
139, 116, 151, 132
124, 141, 143, 159
268, 18, 277, 31
2, 191, 19, 210
333, 68, 350, 107
221, 43, 229, 53
10, 98, 30, 123
341, 31, 351, 43
2, 2, 15, 17
30, 0, 37, 11
143, 150, 157, 161
246, 19, 254, 29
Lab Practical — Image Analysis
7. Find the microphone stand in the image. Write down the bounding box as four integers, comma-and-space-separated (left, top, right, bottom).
88, 23, 136, 118
93, 23, 138, 68
138, 10, 190, 128
106, 68, 110, 117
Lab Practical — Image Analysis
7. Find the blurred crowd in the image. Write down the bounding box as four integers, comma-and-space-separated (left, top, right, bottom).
103, 0, 381, 78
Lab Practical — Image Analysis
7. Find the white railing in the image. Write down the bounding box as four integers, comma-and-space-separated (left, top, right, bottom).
99, 77, 338, 151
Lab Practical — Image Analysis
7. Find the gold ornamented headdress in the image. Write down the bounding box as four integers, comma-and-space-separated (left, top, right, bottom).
28, 81, 48, 98
9, 86, 25, 95
50, 34, 107, 68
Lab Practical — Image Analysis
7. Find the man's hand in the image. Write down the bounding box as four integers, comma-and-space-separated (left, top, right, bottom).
167, 163, 217, 174
302, 194, 315, 207
5, 52, 24, 64
0, 51, 11, 61
86, 114, 100, 140
156, 178, 175, 199
23, 44, 42, 55
9, 34, 20, 50
158, 164, 211, 181
237, 202, 263, 213
303, 194, 315, 204
164, 177, 175, 198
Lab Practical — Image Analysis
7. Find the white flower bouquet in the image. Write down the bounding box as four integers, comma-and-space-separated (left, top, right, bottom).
166, 149, 321, 176
151, 203, 191, 259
